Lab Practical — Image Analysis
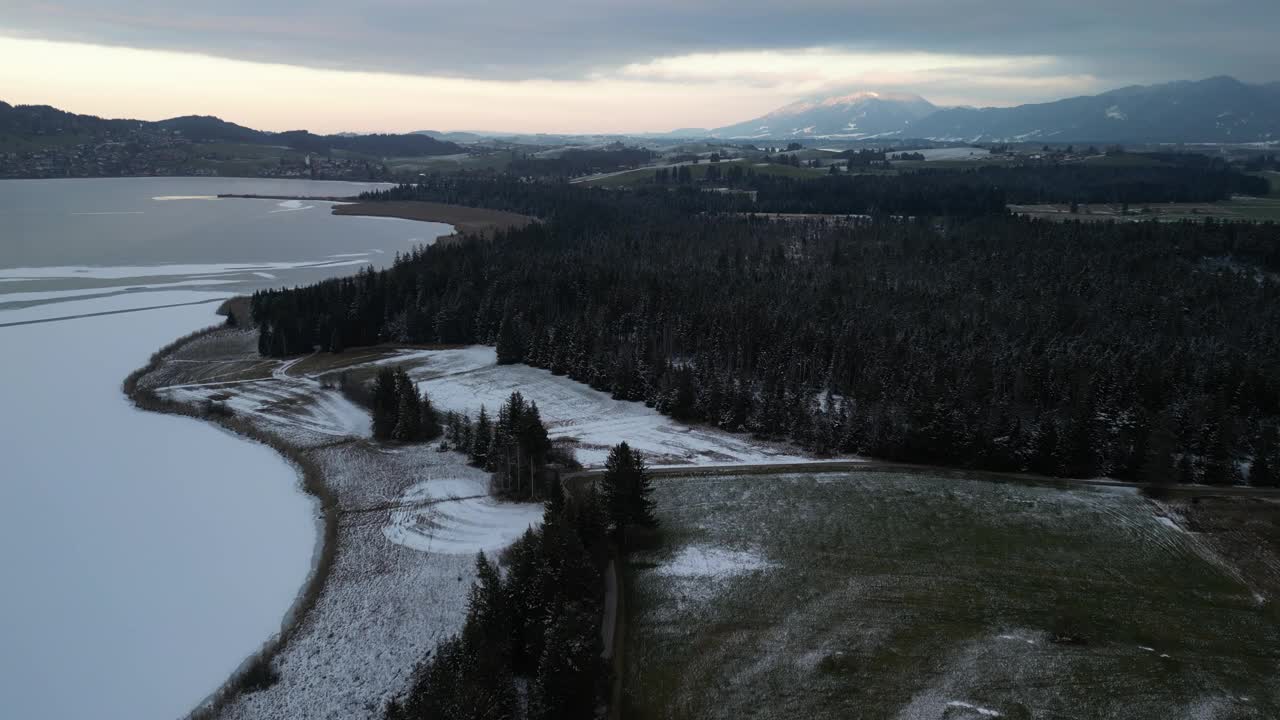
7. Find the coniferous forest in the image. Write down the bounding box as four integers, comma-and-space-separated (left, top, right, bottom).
253, 174, 1280, 485
388, 443, 656, 720
355, 161, 1268, 218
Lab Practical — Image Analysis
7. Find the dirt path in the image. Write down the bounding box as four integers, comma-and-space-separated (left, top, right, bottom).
567, 459, 1280, 497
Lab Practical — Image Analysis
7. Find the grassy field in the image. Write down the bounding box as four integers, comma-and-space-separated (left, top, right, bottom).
1080, 153, 1174, 167
385, 150, 516, 175
1010, 196, 1280, 223
579, 160, 829, 187
1251, 171, 1280, 198
623, 471, 1279, 719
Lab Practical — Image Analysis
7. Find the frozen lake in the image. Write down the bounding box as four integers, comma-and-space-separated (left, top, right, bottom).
0, 178, 451, 719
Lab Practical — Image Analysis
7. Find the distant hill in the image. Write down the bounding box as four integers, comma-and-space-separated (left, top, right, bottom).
706, 77, 1280, 143
414, 130, 488, 144
711, 91, 937, 140
911, 76, 1280, 143
0, 102, 462, 157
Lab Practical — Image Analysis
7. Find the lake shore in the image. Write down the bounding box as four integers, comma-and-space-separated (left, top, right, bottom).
218, 194, 536, 242
122, 316, 339, 720
124, 326, 498, 720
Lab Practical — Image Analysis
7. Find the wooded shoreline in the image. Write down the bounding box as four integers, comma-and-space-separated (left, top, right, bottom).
218, 194, 536, 242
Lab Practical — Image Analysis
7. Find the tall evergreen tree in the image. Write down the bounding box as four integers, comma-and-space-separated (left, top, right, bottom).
528, 603, 603, 720
371, 367, 399, 440
495, 314, 524, 365
1141, 411, 1178, 485
471, 405, 492, 467
392, 368, 422, 441
419, 389, 442, 441
1249, 428, 1277, 487
601, 442, 658, 540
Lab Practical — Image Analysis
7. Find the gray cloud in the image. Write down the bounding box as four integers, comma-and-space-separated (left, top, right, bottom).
3, 0, 1278, 96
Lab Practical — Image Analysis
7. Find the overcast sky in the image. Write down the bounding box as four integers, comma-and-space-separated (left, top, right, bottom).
1, 1, 1276, 133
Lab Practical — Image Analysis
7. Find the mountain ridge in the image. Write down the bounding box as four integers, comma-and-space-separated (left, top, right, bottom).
711, 90, 937, 140
0, 102, 462, 157
709, 77, 1280, 143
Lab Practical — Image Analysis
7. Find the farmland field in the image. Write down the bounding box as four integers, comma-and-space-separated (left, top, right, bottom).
1009, 196, 1280, 222
624, 471, 1280, 719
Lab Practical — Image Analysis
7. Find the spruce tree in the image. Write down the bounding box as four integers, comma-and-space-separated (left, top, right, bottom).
1249, 428, 1277, 487
462, 552, 511, 671
1141, 412, 1177, 485
392, 369, 422, 441
529, 603, 601, 720
419, 389, 442, 441
601, 442, 658, 539
495, 314, 524, 365
1064, 386, 1099, 478
1251, 450, 1274, 488
1031, 419, 1061, 477
1202, 424, 1238, 486
471, 406, 492, 467
371, 367, 399, 440
503, 527, 545, 676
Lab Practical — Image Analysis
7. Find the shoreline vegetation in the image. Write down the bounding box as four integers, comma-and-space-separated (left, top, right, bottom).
123, 302, 1280, 720
122, 300, 340, 720
121, 301, 622, 719
217, 194, 536, 242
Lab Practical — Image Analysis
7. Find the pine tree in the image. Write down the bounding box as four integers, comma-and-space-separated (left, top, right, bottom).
471, 405, 492, 467
601, 442, 658, 541
1249, 428, 1277, 487
1177, 453, 1198, 484
519, 401, 552, 496
1202, 423, 1238, 486
1251, 450, 1274, 488
503, 527, 545, 676
528, 603, 602, 720
419, 389, 442, 441
1141, 412, 1177, 485
371, 367, 399, 440
462, 552, 511, 671
1031, 418, 1061, 477
392, 369, 422, 441
1064, 385, 1099, 478
495, 314, 524, 365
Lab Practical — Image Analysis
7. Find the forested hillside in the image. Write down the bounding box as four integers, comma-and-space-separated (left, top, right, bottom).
253, 204, 1280, 484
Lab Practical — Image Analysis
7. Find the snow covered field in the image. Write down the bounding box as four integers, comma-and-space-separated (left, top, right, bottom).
626, 472, 1280, 719
162, 352, 373, 448
130, 336, 825, 718
137, 336, 548, 719
894, 147, 991, 161
384, 476, 543, 555
217, 443, 531, 720
394, 346, 811, 468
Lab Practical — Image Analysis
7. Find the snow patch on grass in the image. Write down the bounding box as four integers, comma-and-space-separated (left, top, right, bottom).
165, 380, 371, 446
384, 477, 542, 555
656, 545, 774, 579
946, 700, 1002, 717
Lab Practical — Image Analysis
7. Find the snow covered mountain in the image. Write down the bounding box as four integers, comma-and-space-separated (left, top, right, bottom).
710, 91, 937, 140
708, 78, 1280, 143
909, 76, 1280, 143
